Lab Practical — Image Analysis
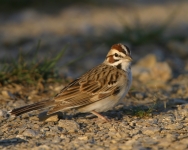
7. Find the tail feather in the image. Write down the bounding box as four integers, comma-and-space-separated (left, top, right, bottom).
10, 100, 54, 116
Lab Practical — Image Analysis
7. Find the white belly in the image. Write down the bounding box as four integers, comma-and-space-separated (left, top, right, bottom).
78, 71, 132, 113
78, 96, 120, 113
78, 83, 131, 113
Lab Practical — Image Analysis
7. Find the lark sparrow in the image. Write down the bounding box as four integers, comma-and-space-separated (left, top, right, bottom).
10, 43, 132, 121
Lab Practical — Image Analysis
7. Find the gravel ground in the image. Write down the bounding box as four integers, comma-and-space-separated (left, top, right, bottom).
1, 1, 188, 150
0, 63, 188, 150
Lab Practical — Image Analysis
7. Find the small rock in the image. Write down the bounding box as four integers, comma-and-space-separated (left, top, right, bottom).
129, 129, 140, 136
108, 131, 116, 138
40, 127, 50, 132
16, 134, 27, 140
161, 114, 175, 123
45, 115, 59, 122
147, 118, 158, 124
165, 133, 177, 141
1, 91, 10, 98
52, 136, 61, 143
0, 131, 3, 136
142, 127, 161, 135
33, 124, 40, 129
158, 140, 171, 148
45, 131, 54, 136
0, 110, 7, 118
135, 93, 145, 99
50, 126, 59, 132
132, 54, 172, 85
172, 99, 187, 105
29, 116, 39, 121
21, 113, 30, 119
13, 100, 26, 108
22, 129, 38, 137
18, 126, 27, 134
165, 123, 183, 130
77, 136, 88, 140
169, 141, 188, 150
58, 120, 80, 132
123, 139, 136, 148
60, 134, 70, 143
1, 124, 10, 132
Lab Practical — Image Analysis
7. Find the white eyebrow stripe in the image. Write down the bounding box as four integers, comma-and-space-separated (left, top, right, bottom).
122, 45, 131, 55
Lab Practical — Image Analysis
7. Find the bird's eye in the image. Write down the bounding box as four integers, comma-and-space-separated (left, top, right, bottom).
114, 53, 118, 57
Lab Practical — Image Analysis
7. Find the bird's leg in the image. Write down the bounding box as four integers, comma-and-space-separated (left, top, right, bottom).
91, 110, 109, 122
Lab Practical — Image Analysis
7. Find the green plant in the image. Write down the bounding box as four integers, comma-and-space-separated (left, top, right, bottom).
131, 102, 157, 118
133, 106, 154, 118
0, 42, 67, 85
0, 39, 95, 86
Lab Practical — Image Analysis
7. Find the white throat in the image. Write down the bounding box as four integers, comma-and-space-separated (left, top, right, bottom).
120, 60, 131, 72
104, 60, 131, 72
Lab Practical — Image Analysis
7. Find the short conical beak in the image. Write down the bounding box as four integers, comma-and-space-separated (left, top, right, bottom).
125, 55, 133, 62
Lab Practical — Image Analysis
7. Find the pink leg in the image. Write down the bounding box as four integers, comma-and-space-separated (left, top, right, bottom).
91, 110, 109, 122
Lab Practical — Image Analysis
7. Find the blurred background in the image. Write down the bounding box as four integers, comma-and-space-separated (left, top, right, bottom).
1, 1, 188, 148
0, 0, 188, 85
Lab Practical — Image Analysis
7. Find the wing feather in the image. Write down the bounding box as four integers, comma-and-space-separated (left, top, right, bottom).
48, 64, 125, 114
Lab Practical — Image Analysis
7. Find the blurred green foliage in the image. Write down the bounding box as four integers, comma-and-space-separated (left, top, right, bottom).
0, 42, 67, 85
103, 11, 186, 47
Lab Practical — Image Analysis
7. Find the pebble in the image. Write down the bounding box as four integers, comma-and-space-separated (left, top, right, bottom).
52, 136, 61, 143
132, 54, 172, 86
18, 126, 27, 134
158, 140, 171, 148
129, 129, 140, 136
77, 136, 88, 140
165, 123, 183, 130
22, 129, 38, 137
40, 127, 50, 132
16, 134, 27, 140
33, 124, 40, 129
45, 115, 59, 122
29, 116, 39, 121
169, 141, 188, 150
142, 127, 161, 135
166, 133, 177, 141
0, 131, 3, 136
0, 110, 7, 118
135, 93, 144, 99
1, 91, 10, 98
58, 120, 80, 132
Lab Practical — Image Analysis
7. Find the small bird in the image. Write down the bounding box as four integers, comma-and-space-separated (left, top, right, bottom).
10, 43, 132, 121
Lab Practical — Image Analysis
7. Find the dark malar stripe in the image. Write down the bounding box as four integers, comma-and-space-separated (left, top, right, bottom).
116, 64, 122, 70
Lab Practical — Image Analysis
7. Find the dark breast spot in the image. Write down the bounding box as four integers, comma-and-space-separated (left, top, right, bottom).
116, 64, 122, 70
113, 87, 121, 96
